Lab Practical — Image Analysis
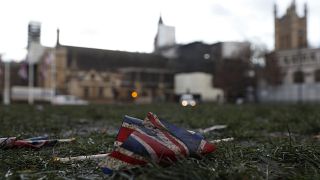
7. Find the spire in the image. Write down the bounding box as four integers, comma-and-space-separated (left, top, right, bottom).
274, 3, 278, 18
291, 0, 296, 10
304, 3, 308, 16
158, 15, 163, 25
286, 0, 296, 15
56, 28, 60, 47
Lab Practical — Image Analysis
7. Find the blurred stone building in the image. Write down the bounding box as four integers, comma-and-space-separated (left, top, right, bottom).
14, 16, 254, 104
174, 41, 252, 102
39, 45, 173, 103
258, 1, 320, 103
260, 48, 320, 102
22, 21, 174, 104
153, 16, 253, 102
274, 1, 307, 50
154, 16, 177, 59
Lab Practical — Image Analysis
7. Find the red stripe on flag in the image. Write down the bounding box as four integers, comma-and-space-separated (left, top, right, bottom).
201, 142, 216, 155
110, 151, 147, 165
133, 131, 177, 162
147, 112, 165, 130
13, 141, 45, 148
116, 127, 135, 142
162, 131, 188, 156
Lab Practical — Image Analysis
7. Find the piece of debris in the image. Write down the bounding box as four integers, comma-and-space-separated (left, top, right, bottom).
0, 136, 75, 149
313, 134, 320, 140
5, 169, 13, 178
99, 112, 216, 175
53, 153, 109, 163
199, 125, 227, 134
54, 113, 231, 174
210, 137, 234, 143
54, 137, 234, 163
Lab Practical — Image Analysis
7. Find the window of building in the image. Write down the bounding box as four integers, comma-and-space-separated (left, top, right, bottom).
311, 53, 316, 61
84, 87, 89, 98
99, 87, 104, 98
283, 57, 289, 64
292, 56, 298, 64
314, 69, 320, 82
105, 75, 110, 82
293, 71, 305, 84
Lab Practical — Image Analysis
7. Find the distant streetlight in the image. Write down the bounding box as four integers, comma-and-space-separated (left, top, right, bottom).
131, 91, 138, 99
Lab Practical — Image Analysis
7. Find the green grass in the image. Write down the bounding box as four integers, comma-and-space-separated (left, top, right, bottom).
0, 103, 320, 179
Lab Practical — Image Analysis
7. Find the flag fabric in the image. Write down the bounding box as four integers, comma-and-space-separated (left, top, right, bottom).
40, 52, 54, 78
0, 136, 75, 149
100, 112, 216, 175
18, 61, 28, 80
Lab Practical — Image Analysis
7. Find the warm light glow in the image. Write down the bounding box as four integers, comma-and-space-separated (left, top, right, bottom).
131, 91, 138, 98
181, 100, 188, 106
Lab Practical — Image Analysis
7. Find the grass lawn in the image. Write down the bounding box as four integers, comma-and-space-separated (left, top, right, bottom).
0, 103, 320, 179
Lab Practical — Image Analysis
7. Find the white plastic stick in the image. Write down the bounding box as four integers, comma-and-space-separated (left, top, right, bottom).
210, 137, 234, 143
53, 153, 109, 163
200, 125, 227, 134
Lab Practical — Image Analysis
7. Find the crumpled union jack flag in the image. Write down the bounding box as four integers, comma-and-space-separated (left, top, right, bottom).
100, 112, 216, 174
0, 136, 74, 149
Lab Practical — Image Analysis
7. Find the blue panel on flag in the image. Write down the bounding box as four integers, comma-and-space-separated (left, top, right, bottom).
121, 135, 150, 158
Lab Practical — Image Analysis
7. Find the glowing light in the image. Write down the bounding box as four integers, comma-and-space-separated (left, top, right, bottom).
131, 91, 138, 98
181, 100, 188, 106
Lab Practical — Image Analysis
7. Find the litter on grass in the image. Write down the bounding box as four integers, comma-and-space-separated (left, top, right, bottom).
99, 112, 216, 175
0, 135, 75, 149
198, 125, 227, 134
54, 112, 234, 175
53, 137, 234, 163
53, 153, 110, 163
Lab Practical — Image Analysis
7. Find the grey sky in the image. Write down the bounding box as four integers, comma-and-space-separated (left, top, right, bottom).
0, 0, 319, 60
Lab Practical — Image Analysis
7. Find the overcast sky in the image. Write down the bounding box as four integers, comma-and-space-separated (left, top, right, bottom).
0, 0, 319, 60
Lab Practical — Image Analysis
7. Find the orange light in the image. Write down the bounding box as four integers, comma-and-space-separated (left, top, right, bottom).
131, 91, 138, 98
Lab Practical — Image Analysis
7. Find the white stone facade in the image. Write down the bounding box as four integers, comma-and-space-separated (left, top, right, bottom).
258, 48, 320, 102
156, 25, 176, 48
174, 72, 224, 102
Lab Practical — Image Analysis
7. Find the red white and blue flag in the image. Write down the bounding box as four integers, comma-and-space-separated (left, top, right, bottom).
0, 136, 75, 149
18, 61, 28, 80
100, 112, 216, 174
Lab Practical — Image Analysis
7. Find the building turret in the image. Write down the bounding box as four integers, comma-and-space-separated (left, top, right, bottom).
273, 3, 277, 18
158, 15, 163, 25
56, 28, 60, 47
274, 1, 308, 50
27, 21, 41, 49
304, 3, 308, 16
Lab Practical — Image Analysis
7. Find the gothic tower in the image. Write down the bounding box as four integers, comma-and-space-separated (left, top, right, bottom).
274, 0, 308, 50
154, 16, 176, 53
27, 21, 41, 49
